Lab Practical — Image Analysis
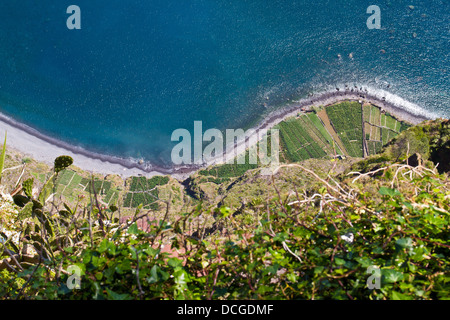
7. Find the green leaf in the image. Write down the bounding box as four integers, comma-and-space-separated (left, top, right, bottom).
22, 178, 34, 198
287, 273, 297, 283
115, 259, 131, 274
98, 239, 110, 253
18, 201, 34, 220
174, 269, 189, 286
143, 247, 159, 257
314, 266, 325, 275
274, 232, 288, 242
106, 288, 131, 300
378, 187, 402, 198
355, 257, 372, 268
127, 223, 139, 235
391, 291, 413, 300
402, 202, 414, 210
64, 247, 74, 254
63, 203, 74, 215
38, 173, 55, 204
147, 265, 160, 284
219, 206, 231, 218
382, 269, 404, 283
395, 238, 413, 251
168, 257, 183, 269
266, 263, 280, 275
13, 194, 30, 208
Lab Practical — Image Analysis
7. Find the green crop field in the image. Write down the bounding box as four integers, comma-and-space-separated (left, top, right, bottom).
199, 131, 279, 180
297, 113, 337, 156
365, 123, 381, 142
306, 113, 336, 147
381, 113, 399, 131
67, 174, 82, 190
129, 176, 169, 192
199, 161, 258, 180
365, 105, 381, 126
382, 128, 399, 146
363, 105, 371, 122
363, 106, 410, 149
56, 169, 75, 186
122, 176, 169, 208
123, 193, 133, 208
326, 101, 364, 158
54, 170, 87, 200
385, 114, 398, 132
122, 188, 159, 209
278, 118, 327, 162
31, 172, 47, 183
367, 140, 383, 156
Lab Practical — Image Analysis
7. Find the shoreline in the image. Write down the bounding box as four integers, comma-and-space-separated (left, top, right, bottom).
0, 88, 435, 181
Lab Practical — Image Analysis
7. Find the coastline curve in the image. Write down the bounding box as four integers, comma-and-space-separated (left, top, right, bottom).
0, 87, 435, 180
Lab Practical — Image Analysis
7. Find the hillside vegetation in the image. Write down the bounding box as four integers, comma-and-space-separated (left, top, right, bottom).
0, 108, 448, 300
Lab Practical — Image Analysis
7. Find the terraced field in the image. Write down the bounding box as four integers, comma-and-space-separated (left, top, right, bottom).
54, 169, 86, 202
362, 104, 409, 155
199, 162, 257, 183
198, 131, 278, 181
54, 169, 122, 206
122, 176, 169, 209
317, 109, 349, 157
326, 101, 364, 158
278, 118, 328, 162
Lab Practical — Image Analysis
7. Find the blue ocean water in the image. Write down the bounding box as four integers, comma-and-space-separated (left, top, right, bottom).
0, 0, 448, 168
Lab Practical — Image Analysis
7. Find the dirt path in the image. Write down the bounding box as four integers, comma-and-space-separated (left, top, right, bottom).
317, 109, 349, 157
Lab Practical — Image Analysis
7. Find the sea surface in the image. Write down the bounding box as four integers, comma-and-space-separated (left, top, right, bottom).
0, 0, 448, 168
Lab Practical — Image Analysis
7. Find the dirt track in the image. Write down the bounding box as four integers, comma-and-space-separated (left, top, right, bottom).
317, 109, 349, 157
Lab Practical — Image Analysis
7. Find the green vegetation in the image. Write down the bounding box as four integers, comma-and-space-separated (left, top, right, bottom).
306, 113, 336, 149
1, 106, 448, 300
186, 102, 409, 182
382, 128, 397, 146
199, 162, 257, 181
121, 175, 169, 209
0, 132, 6, 183
326, 101, 364, 157
129, 176, 169, 192
54, 155, 73, 173
363, 105, 410, 156
367, 140, 383, 155
278, 118, 327, 162
0, 119, 449, 299
104, 189, 120, 205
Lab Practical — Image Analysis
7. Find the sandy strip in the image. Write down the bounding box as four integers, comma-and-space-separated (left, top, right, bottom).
0, 88, 435, 181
